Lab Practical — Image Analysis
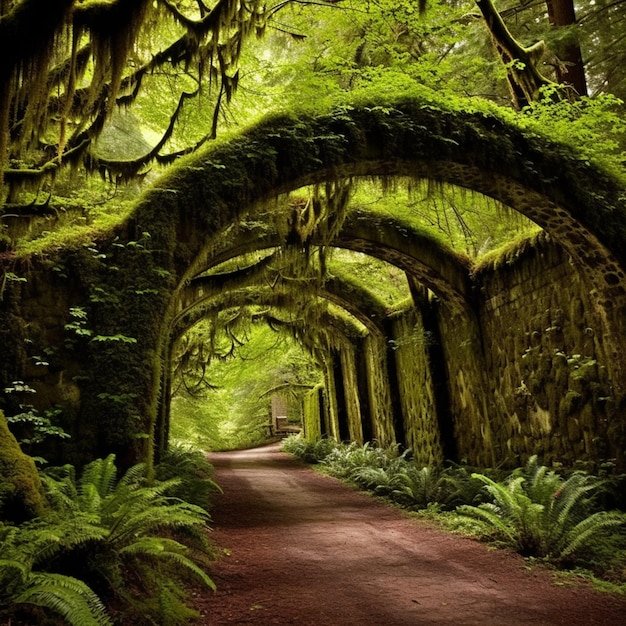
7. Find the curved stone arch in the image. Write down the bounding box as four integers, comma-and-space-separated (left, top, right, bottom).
159, 285, 375, 453
128, 100, 626, 369
180, 208, 474, 314
110, 97, 626, 463
171, 289, 366, 346
171, 277, 389, 343
131, 99, 626, 286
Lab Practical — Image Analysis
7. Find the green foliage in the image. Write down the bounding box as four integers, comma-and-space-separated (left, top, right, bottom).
458, 456, 626, 565
387, 464, 482, 511
0, 454, 218, 625
0, 525, 113, 626
2, 385, 69, 463
4, 407, 69, 452
171, 321, 321, 451
282, 437, 479, 511
155, 445, 222, 511
280, 435, 340, 464
521, 89, 626, 178
12, 572, 113, 626
64, 307, 93, 341
284, 441, 626, 578
321, 440, 407, 480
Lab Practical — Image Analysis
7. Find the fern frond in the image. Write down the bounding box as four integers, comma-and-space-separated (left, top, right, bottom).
117, 462, 148, 488
351, 466, 392, 492
556, 511, 625, 559
78, 483, 104, 514
107, 499, 209, 546
80, 455, 118, 499
552, 474, 598, 528
524, 459, 562, 506
14, 525, 65, 566
0, 558, 29, 596
473, 474, 525, 520
457, 504, 518, 544
40, 471, 80, 513
119, 537, 216, 590
15, 572, 112, 626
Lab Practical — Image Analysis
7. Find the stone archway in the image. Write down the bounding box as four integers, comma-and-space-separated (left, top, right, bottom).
3, 97, 625, 468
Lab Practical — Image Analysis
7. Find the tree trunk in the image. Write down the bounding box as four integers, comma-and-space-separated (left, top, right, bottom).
545, 0, 588, 96
0, 410, 46, 522
475, 0, 553, 108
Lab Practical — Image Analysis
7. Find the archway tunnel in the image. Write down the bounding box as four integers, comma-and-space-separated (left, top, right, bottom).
2, 98, 626, 471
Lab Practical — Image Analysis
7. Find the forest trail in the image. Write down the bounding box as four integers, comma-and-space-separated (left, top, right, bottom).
194, 443, 626, 625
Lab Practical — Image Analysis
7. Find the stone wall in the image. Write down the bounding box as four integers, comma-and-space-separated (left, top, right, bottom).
363, 334, 396, 445
390, 309, 443, 465
303, 385, 324, 440
436, 307, 495, 467
339, 345, 364, 444
473, 234, 617, 469
3, 233, 624, 472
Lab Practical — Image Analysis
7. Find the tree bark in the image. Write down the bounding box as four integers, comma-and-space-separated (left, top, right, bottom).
545, 0, 588, 96
475, 0, 553, 108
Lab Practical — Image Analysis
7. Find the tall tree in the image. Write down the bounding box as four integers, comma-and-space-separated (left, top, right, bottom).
545, 0, 588, 96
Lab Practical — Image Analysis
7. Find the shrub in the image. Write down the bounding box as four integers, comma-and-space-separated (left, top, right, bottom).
280, 435, 339, 463
458, 456, 626, 565
0, 454, 217, 626
155, 444, 222, 511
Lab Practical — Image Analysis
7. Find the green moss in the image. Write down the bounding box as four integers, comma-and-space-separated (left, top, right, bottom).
559, 390, 582, 419
0, 410, 46, 521
472, 229, 546, 275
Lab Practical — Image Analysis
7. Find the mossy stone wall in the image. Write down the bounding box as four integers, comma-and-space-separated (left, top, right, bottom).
303, 385, 324, 441
0, 265, 92, 463
363, 334, 396, 445
323, 354, 340, 441
339, 344, 365, 444
435, 308, 495, 467
390, 309, 443, 465
474, 235, 618, 468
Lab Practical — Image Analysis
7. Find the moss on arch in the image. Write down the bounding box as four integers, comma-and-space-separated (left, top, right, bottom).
10, 94, 626, 467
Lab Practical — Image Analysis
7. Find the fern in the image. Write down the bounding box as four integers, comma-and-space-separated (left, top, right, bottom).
351, 466, 395, 495
119, 536, 216, 590
14, 572, 113, 626
2, 453, 220, 625
155, 445, 221, 511
1, 525, 111, 626
556, 511, 624, 559
458, 456, 626, 563
79, 454, 119, 499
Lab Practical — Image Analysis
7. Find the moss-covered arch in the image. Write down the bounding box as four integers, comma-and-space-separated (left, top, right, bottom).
8, 96, 626, 468
162, 284, 375, 449
179, 207, 474, 314
122, 100, 625, 405
130, 100, 626, 285
171, 276, 386, 343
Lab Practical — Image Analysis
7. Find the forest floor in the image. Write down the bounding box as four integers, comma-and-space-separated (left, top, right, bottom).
193, 443, 626, 625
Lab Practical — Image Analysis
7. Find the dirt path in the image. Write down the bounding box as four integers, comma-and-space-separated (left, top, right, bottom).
194, 444, 626, 625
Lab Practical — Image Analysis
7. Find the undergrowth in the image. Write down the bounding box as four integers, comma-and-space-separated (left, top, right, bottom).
281, 436, 626, 588
0, 445, 219, 625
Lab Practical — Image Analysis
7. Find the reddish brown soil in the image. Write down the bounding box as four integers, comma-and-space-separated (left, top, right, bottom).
193, 443, 626, 625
